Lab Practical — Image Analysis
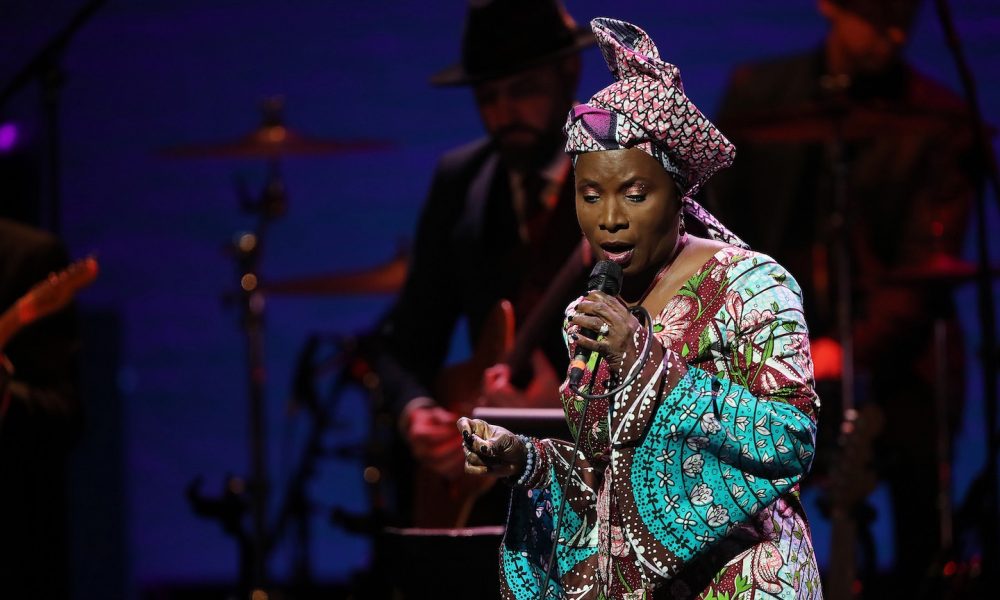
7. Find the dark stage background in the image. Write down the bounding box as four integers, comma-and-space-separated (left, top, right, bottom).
0, 0, 998, 597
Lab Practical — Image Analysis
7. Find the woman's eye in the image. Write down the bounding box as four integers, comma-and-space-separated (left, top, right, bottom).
583, 194, 600, 204
625, 194, 646, 203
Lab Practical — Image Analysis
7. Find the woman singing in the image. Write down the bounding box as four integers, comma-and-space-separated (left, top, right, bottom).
459, 18, 822, 599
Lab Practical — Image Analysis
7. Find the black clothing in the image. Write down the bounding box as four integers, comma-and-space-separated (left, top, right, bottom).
0, 218, 80, 599
365, 138, 586, 528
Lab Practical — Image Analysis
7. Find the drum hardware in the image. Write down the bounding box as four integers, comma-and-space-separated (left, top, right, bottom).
823, 92, 864, 600
171, 97, 389, 595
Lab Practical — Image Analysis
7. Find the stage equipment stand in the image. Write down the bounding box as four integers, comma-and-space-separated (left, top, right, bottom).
233, 150, 287, 595
934, 0, 1000, 585
818, 83, 864, 600
188, 114, 288, 596
0, 0, 108, 233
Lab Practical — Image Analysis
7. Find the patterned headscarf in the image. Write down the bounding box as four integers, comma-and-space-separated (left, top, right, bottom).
565, 18, 748, 249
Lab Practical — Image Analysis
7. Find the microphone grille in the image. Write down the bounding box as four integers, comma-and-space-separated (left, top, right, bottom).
587, 260, 623, 296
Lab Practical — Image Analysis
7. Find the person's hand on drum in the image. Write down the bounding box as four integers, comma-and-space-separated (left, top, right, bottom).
568, 290, 641, 371
456, 417, 527, 479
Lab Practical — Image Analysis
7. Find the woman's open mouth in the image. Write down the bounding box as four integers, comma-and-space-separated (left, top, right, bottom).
600, 242, 635, 266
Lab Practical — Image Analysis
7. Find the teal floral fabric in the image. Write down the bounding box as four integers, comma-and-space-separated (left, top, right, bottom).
500, 247, 823, 599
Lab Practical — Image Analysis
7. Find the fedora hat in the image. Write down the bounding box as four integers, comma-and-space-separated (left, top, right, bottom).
829, 0, 922, 31
430, 0, 594, 87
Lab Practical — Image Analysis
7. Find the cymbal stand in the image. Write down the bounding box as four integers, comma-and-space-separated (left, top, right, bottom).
235, 158, 287, 594
828, 114, 856, 421
821, 89, 862, 600
188, 155, 288, 596
934, 306, 954, 555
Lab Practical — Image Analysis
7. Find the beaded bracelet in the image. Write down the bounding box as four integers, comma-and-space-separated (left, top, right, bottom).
515, 434, 537, 486
523, 437, 551, 489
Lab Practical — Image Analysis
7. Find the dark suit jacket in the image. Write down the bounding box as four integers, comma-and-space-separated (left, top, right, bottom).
362, 138, 586, 528
373, 138, 586, 416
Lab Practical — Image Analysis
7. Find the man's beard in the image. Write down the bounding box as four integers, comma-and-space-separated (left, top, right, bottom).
493, 125, 565, 172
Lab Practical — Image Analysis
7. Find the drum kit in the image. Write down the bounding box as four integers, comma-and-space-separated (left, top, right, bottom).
163, 93, 996, 597
164, 97, 400, 596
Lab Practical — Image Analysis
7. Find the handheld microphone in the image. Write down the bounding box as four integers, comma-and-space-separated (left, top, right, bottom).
567, 260, 623, 388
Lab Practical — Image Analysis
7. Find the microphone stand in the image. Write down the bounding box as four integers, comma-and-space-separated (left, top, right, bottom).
0, 0, 108, 233
933, 0, 1000, 583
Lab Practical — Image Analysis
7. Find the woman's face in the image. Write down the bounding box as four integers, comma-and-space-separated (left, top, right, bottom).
574, 148, 681, 278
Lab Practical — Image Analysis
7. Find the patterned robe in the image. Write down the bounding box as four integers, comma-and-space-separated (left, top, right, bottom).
500, 246, 823, 599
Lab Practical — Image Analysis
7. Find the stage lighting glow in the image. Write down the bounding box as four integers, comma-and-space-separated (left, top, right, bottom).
0, 123, 17, 152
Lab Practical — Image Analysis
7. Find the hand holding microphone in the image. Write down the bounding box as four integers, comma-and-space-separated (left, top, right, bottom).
567, 260, 641, 387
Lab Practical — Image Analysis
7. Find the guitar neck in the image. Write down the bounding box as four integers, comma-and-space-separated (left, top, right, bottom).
0, 256, 98, 354
0, 306, 22, 351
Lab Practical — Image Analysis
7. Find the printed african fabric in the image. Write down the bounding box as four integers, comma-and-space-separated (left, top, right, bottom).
500, 247, 823, 599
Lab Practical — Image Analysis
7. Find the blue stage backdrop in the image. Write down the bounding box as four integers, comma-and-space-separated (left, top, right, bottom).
0, 0, 998, 596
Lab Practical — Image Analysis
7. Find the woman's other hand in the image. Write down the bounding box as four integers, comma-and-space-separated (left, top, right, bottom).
569, 290, 641, 371
456, 417, 527, 478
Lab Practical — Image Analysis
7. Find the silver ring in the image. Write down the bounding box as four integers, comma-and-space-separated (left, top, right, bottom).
599, 322, 610, 335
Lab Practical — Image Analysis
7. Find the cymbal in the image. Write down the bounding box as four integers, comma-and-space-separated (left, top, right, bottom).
162, 97, 390, 159
720, 102, 979, 144
161, 124, 390, 159
888, 253, 1000, 286
264, 253, 408, 295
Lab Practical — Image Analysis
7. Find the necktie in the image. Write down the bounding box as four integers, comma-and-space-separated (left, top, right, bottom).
520, 172, 548, 243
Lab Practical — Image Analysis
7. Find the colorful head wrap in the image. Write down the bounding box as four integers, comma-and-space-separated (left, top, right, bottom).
565, 18, 748, 249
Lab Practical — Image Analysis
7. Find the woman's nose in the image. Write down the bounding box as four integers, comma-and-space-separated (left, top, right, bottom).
600, 199, 627, 232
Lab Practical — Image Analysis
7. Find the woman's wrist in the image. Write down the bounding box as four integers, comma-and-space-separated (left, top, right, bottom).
513, 435, 535, 486
508, 436, 550, 489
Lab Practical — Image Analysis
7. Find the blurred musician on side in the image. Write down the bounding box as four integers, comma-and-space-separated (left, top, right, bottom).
707, 0, 975, 590
0, 218, 82, 599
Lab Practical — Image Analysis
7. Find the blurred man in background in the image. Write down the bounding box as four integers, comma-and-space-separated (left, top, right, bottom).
351, 1, 593, 597
366, 0, 592, 530
708, 0, 974, 593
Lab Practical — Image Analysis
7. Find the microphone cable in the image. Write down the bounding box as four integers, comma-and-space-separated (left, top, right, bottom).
535, 305, 653, 599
